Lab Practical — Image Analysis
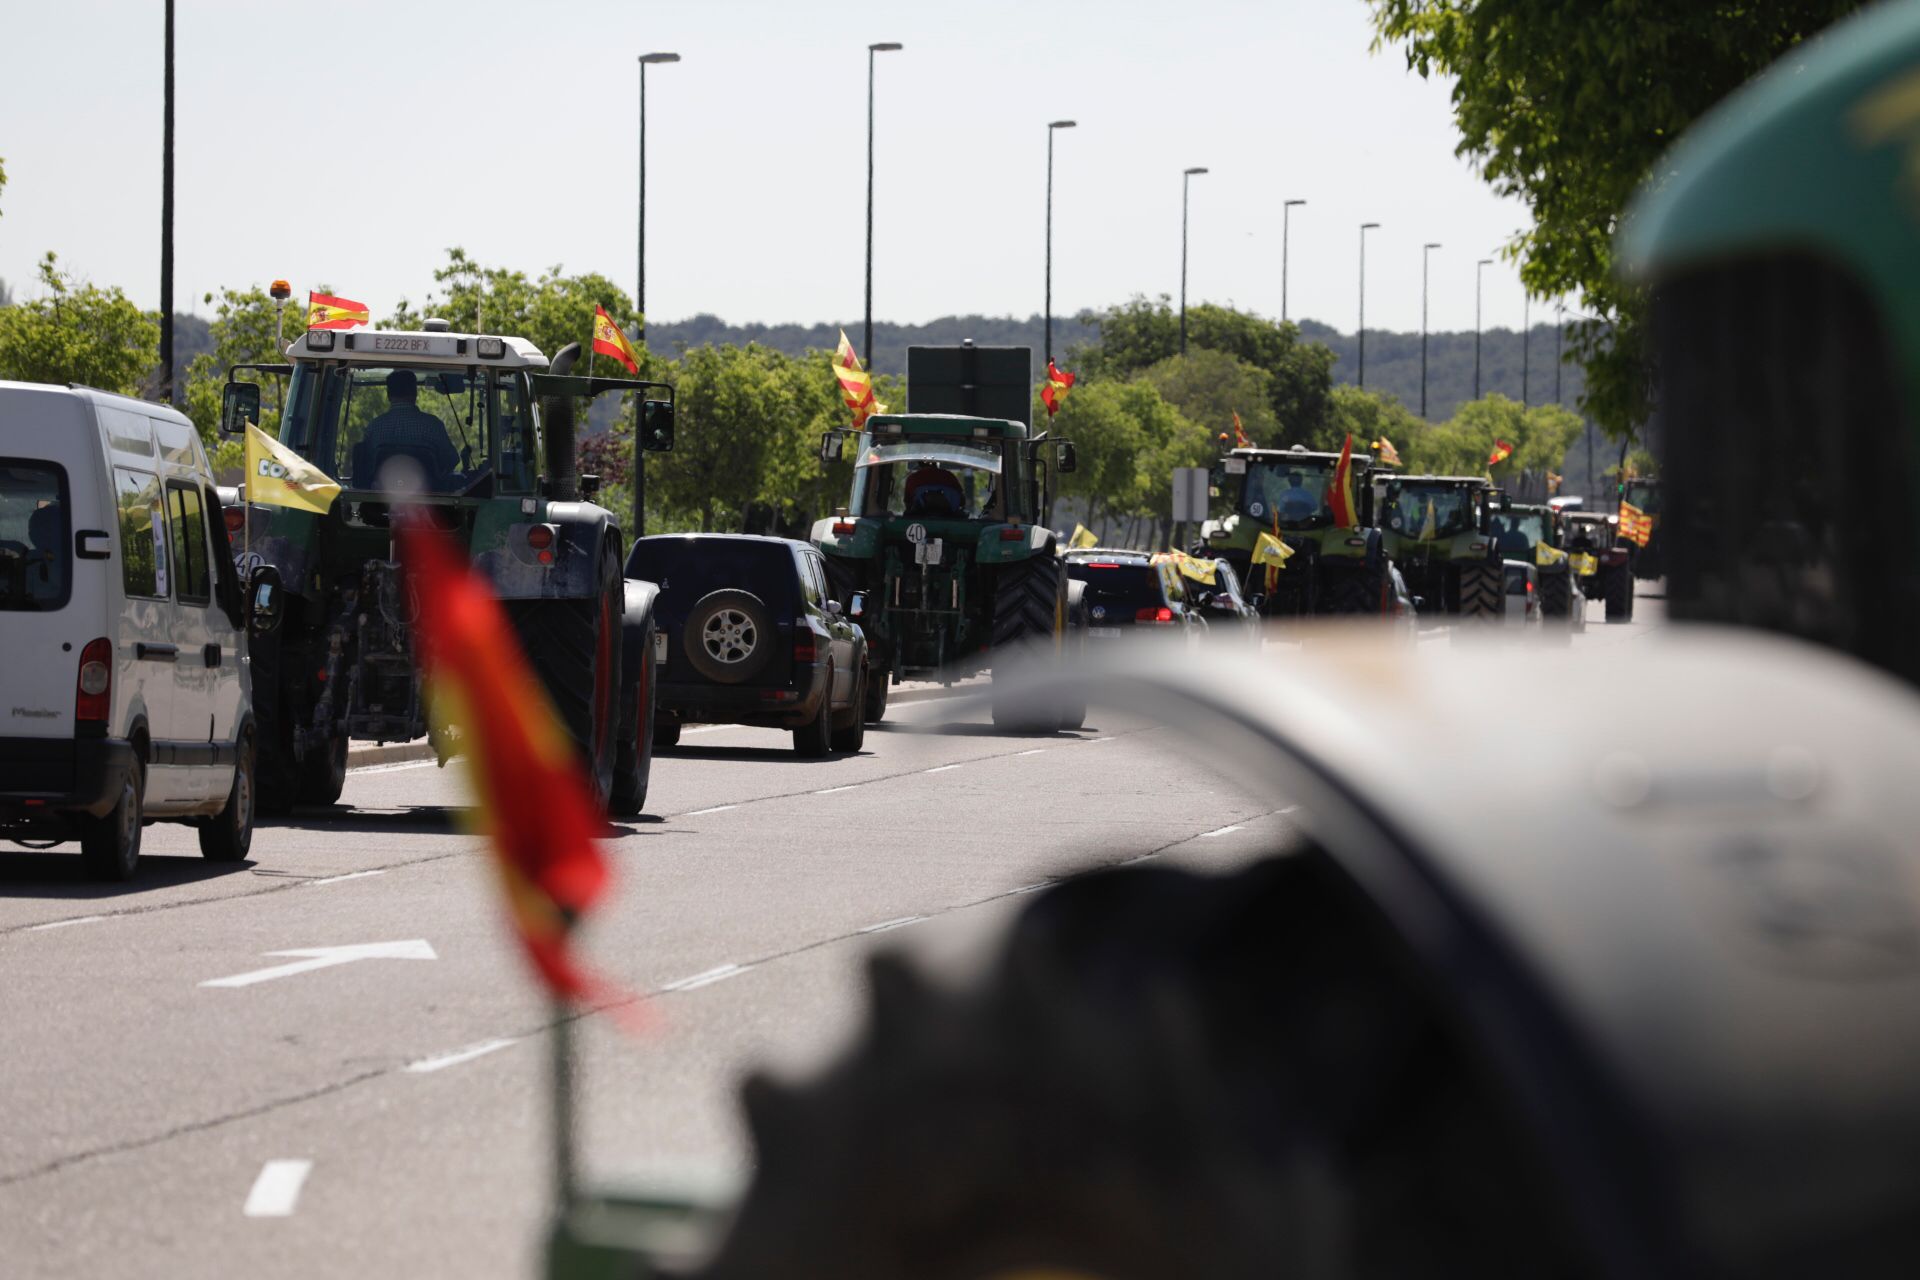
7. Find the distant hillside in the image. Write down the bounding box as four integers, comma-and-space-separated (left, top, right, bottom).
648, 313, 1085, 381
1296, 319, 1588, 426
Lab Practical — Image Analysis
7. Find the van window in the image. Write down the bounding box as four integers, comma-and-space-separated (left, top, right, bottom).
166, 482, 211, 605
114, 468, 167, 599
0, 460, 70, 612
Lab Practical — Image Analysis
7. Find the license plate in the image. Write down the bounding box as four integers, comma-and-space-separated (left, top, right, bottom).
1089, 626, 1121, 638
653, 632, 668, 663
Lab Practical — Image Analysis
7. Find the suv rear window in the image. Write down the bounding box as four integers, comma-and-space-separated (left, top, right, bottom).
1067, 562, 1168, 613
629, 537, 801, 613
0, 460, 71, 611
1505, 565, 1531, 595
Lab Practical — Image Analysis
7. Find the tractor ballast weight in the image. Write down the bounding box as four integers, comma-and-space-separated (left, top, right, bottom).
219, 323, 675, 815
1376, 474, 1505, 618
1198, 445, 1389, 617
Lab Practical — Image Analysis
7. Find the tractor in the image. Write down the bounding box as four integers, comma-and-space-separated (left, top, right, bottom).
1495, 501, 1581, 622
218, 319, 676, 815
1376, 474, 1504, 618
1197, 444, 1389, 616
1562, 510, 1635, 623
1617, 476, 1665, 580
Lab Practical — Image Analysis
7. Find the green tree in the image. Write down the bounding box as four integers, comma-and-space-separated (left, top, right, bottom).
1326, 384, 1431, 460
0, 253, 157, 396
181, 285, 311, 464
1368, 0, 1862, 437
645, 343, 795, 532
392, 247, 640, 370
1416, 394, 1586, 488
1132, 348, 1278, 449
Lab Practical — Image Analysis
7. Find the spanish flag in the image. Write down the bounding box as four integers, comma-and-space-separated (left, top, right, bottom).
1372, 435, 1402, 467
1231, 409, 1252, 448
1487, 438, 1515, 466
592, 305, 641, 375
307, 291, 370, 330
1041, 359, 1076, 417
833, 330, 885, 427
398, 514, 617, 1003
1328, 433, 1358, 529
244, 423, 341, 515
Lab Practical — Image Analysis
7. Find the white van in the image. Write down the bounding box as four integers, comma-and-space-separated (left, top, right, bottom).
0, 382, 276, 879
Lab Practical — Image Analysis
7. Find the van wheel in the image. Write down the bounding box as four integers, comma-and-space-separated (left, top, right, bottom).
80, 756, 144, 882
200, 727, 255, 862
296, 732, 347, 807
794, 666, 834, 756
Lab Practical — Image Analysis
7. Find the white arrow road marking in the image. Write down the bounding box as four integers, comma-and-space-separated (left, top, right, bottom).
662, 963, 744, 992
243, 1160, 312, 1217
405, 1038, 519, 1074
201, 940, 437, 989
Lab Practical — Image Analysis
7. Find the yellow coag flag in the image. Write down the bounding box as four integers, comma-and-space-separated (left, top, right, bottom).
245, 423, 341, 515
1252, 531, 1293, 568
1069, 523, 1098, 549
1155, 551, 1218, 586
1536, 542, 1569, 567
1418, 498, 1438, 542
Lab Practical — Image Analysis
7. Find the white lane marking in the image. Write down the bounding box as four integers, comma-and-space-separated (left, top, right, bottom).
683, 804, 737, 817
663, 963, 745, 992
925, 764, 962, 774
1277, 804, 1301, 815
1081, 737, 1113, 744
1007, 882, 1048, 895
859, 916, 925, 934
1012, 749, 1047, 757
201, 940, 437, 989
27, 915, 106, 932
307, 870, 387, 886
243, 1159, 313, 1218
814, 784, 861, 795
348, 759, 438, 775
405, 1037, 518, 1074
1199, 824, 1244, 839
1122, 851, 1161, 864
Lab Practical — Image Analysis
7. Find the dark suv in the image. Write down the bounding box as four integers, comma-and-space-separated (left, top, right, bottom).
1063, 549, 1209, 643
628, 535, 869, 756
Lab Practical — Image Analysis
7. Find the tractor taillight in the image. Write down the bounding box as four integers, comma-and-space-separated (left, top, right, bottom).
223, 505, 246, 535
998, 527, 1025, 541
793, 631, 818, 662
526, 525, 555, 550
832, 521, 856, 536
1136, 606, 1175, 624
76, 638, 112, 723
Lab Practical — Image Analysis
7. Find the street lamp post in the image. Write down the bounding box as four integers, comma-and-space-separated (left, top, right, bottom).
1421, 242, 1441, 419
1281, 199, 1306, 323
1045, 120, 1077, 366
865, 41, 904, 368
159, 0, 176, 404
636, 52, 681, 340
1522, 292, 1531, 406
1474, 258, 1492, 400
1180, 167, 1208, 355
1358, 223, 1379, 389
1555, 300, 1565, 405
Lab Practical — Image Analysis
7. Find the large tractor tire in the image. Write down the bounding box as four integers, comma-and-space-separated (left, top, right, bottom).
1456, 560, 1503, 620
251, 631, 300, 817
295, 731, 348, 807
990, 556, 1066, 648
693, 857, 1582, 1280
507, 545, 623, 811
610, 623, 655, 817
1537, 566, 1573, 619
1600, 563, 1635, 623
1327, 559, 1389, 616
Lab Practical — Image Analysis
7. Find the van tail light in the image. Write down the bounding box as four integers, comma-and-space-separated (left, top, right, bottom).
76, 637, 112, 723
1526, 580, 1534, 594
1136, 606, 1175, 624
223, 505, 246, 535
793, 631, 818, 663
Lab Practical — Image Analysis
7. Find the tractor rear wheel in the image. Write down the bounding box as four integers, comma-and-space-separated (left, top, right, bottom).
1537, 567, 1572, 619
610, 627, 655, 816
990, 556, 1065, 648
1456, 561, 1502, 619
1327, 560, 1388, 616
507, 546, 623, 811
252, 631, 300, 817
1600, 564, 1635, 623
295, 732, 347, 807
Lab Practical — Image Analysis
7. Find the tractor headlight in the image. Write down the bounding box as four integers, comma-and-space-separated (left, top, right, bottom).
476, 337, 505, 359
305, 330, 336, 352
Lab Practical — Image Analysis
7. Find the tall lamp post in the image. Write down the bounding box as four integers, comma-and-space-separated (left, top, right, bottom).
636, 51, 681, 341
1522, 292, 1531, 406
1281, 198, 1306, 323
1357, 222, 1379, 389
1045, 120, 1077, 366
159, 0, 176, 404
1474, 257, 1492, 399
1179, 167, 1209, 355
865, 41, 904, 367
1421, 242, 1441, 419
1554, 300, 1566, 405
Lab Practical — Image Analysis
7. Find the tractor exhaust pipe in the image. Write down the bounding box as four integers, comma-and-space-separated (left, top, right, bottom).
544, 342, 581, 502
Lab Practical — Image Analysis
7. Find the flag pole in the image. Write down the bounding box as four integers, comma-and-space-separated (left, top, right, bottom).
550, 996, 579, 1209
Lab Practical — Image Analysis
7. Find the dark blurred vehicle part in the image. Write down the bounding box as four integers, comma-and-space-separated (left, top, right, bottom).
1621, 0, 1920, 686
549, 634, 1920, 1279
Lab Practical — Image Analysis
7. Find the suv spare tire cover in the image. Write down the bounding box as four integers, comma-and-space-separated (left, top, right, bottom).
684, 588, 776, 684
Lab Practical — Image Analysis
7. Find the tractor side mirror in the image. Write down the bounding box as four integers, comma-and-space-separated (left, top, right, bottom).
640, 399, 675, 453
221, 382, 262, 438
1057, 441, 1078, 474
849, 593, 866, 619
247, 564, 285, 636
820, 431, 846, 462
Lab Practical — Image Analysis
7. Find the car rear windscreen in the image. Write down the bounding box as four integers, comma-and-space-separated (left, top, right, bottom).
1504, 565, 1530, 595
0, 460, 70, 611
629, 537, 800, 613
1067, 562, 1165, 614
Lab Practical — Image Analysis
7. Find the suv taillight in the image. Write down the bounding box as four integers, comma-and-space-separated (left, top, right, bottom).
794, 631, 818, 663
76, 637, 112, 723
223, 505, 245, 535
1136, 606, 1175, 624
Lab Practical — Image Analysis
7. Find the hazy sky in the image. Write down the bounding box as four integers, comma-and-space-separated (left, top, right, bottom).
1, 0, 1544, 337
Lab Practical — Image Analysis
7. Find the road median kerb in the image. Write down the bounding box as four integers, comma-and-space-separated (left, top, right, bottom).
344, 680, 985, 769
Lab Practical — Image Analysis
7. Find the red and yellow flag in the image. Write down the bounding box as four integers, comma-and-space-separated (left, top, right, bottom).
1231, 409, 1252, 448
1547, 469, 1564, 495
398, 516, 616, 1003
1372, 435, 1402, 467
1487, 438, 1515, 466
1041, 359, 1076, 417
833, 330, 885, 427
592, 305, 641, 374
1329, 433, 1358, 529
1618, 500, 1653, 547
307, 291, 370, 330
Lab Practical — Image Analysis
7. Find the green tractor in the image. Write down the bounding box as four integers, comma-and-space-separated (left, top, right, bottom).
1494, 502, 1581, 621
812, 413, 1078, 725
1618, 476, 1665, 580
1562, 510, 1636, 623
1376, 474, 1504, 618
219, 320, 677, 815
1196, 444, 1390, 616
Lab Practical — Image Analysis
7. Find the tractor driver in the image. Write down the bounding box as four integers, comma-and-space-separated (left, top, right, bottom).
903, 465, 967, 517
1276, 471, 1320, 522
363, 369, 459, 488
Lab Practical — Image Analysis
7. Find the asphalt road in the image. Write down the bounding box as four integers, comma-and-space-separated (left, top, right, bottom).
0, 585, 1667, 1278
